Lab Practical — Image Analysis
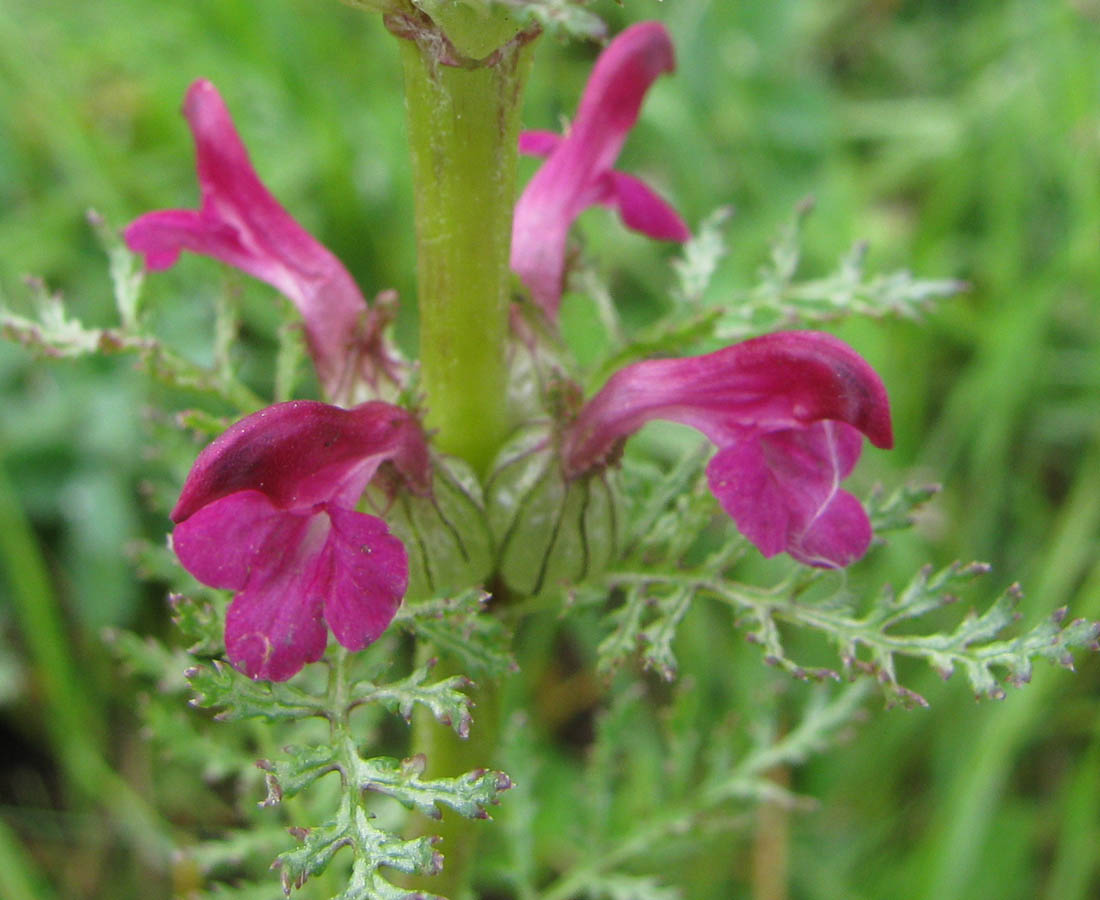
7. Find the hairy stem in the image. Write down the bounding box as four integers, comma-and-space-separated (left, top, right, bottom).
402, 645, 501, 898
397, 20, 534, 473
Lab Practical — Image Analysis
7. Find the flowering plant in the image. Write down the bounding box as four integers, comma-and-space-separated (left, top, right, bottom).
3, 4, 1097, 899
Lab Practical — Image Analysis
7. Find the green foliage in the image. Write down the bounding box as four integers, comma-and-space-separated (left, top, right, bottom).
110, 590, 512, 899
528, 681, 874, 900
353, 659, 476, 739
712, 202, 966, 341
495, 0, 606, 42
4, 3, 1100, 900
579, 460, 1100, 707
396, 588, 517, 679
273, 797, 443, 898
0, 219, 263, 413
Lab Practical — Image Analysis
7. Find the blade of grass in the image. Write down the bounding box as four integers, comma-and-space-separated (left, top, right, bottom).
0, 815, 56, 900
1041, 562, 1100, 900
0, 455, 173, 865
917, 440, 1100, 900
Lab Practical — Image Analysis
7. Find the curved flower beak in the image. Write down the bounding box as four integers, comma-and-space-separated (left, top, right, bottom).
511, 22, 690, 319
171, 400, 431, 680
124, 80, 384, 400
562, 331, 893, 568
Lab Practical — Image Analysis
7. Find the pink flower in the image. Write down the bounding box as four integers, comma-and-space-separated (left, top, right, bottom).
125, 80, 387, 401
562, 331, 894, 568
171, 400, 431, 681
511, 22, 691, 319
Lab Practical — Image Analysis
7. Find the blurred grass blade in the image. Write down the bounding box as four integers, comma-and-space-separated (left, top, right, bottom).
0, 455, 173, 865
917, 441, 1100, 900
0, 816, 56, 900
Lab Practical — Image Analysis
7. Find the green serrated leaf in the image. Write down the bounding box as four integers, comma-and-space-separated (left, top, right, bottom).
1, 279, 108, 357
866, 482, 941, 534
619, 445, 710, 557
169, 592, 224, 656
495, 0, 606, 41
188, 827, 294, 879
947, 585, 1021, 649
87, 209, 145, 329
596, 586, 647, 677
104, 628, 192, 692
714, 200, 965, 340
348, 746, 512, 820
259, 745, 339, 805
340, 854, 445, 900
877, 561, 992, 629
638, 586, 693, 681
353, 659, 475, 738
275, 798, 444, 896
1, 278, 263, 410
275, 812, 354, 895
672, 207, 731, 306
398, 588, 517, 679
188, 661, 328, 722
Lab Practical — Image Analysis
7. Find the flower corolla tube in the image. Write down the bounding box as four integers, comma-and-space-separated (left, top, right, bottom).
170, 401, 431, 681
511, 21, 691, 318
562, 331, 894, 568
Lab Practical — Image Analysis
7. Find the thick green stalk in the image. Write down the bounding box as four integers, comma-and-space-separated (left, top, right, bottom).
398, 28, 533, 473
401, 645, 501, 899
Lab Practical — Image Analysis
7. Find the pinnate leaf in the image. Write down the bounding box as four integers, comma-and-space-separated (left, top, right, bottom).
352, 658, 475, 738
348, 748, 512, 820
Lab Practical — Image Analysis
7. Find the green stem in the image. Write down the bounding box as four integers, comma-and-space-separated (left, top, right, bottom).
403, 645, 501, 900
397, 20, 534, 474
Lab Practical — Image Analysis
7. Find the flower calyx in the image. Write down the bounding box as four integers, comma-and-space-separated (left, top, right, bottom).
384, 2, 539, 68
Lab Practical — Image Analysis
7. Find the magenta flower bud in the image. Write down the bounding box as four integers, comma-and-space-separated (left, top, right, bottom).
125, 80, 391, 401
171, 400, 431, 681
511, 22, 691, 319
562, 331, 894, 568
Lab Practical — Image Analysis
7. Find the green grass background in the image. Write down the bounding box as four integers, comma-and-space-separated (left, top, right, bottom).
1, 0, 1099, 897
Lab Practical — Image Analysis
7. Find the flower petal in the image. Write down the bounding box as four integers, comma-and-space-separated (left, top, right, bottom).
563, 330, 893, 477
172, 489, 298, 589
511, 22, 677, 316
222, 515, 331, 681
319, 507, 408, 651
706, 422, 871, 567
172, 400, 430, 522
124, 79, 371, 397
171, 490, 331, 680
592, 170, 691, 241
517, 130, 561, 157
